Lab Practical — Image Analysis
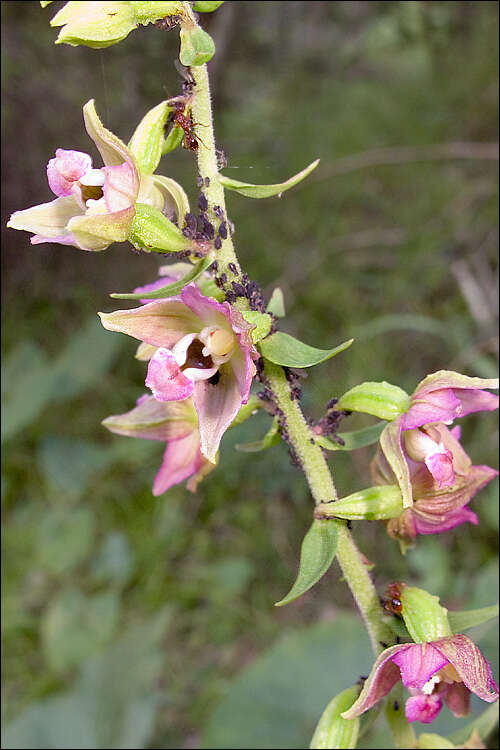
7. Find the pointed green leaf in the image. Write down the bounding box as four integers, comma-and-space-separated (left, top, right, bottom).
275, 519, 338, 607
266, 287, 285, 317
235, 419, 281, 453
259, 332, 353, 368
448, 604, 498, 633
110, 256, 213, 300
316, 422, 387, 452
241, 310, 273, 343
218, 159, 319, 198
337, 381, 410, 421
310, 686, 360, 749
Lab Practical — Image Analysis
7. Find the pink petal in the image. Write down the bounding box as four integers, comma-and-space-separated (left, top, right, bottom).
146, 348, 194, 402
391, 644, 448, 690
102, 162, 137, 212
193, 364, 243, 463
47, 149, 93, 197
425, 450, 455, 488
402, 389, 462, 430
443, 681, 470, 718
230, 345, 257, 401
413, 507, 478, 535
152, 431, 202, 495
432, 635, 499, 703
456, 389, 499, 417
98, 299, 201, 349
341, 645, 408, 719
405, 694, 442, 724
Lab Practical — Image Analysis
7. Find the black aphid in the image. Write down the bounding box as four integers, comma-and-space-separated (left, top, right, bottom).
218, 221, 228, 239
214, 237, 222, 250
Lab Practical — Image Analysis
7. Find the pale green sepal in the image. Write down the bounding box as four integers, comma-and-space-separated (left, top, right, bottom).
151, 175, 190, 225
275, 519, 339, 607
400, 586, 452, 643
235, 419, 281, 453
83, 99, 133, 168
194, 1, 224, 11
218, 159, 320, 199
417, 733, 455, 749
179, 25, 215, 66
380, 419, 413, 508
128, 101, 172, 175
448, 702, 499, 746
448, 604, 498, 633
163, 126, 184, 155
259, 332, 353, 368
230, 395, 261, 427
69, 206, 135, 246
128, 203, 190, 253
315, 486, 403, 521
7, 196, 82, 237
337, 381, 410, 421
241, 311, 272, 344
310, 686, 360, 749
52, 2, 138, 48
266, 287, 285, 317
110, 256, 213, 300
131, 1, 184, 25
316, 422, 386, 452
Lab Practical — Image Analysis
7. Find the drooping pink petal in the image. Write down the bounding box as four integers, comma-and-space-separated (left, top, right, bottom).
98, 299, 201, 349
432, 635, 499, 703
193, 364, 243, 463
456, 389, 499, 417
181, 283, 229, 328
443, 681, 471, 718
230, 345, 256, 401
152, 431, 202, 495
341, 645, 407, 719
425, 450, 455, 488
391, 644, 448, 690
47, 149, 93, 197
146, 348, 195, 402
102, 162, 137, 212
413, 506, 478, 535
405, 694, 442, 724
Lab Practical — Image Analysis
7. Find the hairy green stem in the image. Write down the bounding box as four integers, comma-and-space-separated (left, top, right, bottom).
184, 13, 405, 738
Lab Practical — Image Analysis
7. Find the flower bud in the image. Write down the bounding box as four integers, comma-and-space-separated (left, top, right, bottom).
399, 586, 453, 643
179, 24, 216, 66
309, 686, 360, 749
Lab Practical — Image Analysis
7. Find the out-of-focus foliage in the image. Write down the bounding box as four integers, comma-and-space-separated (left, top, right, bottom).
2, 2, 498, 748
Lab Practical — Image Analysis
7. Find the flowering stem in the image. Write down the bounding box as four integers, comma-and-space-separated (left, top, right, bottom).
185, 19, 407, 741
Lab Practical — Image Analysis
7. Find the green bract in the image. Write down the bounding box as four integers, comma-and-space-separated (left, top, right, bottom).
399, 586, 453, 643
241, 311, 273, 344
218, 159, 320, 198
309, 686, 360, 749
259, 332, 353, 368
448, 605, 499, 633
235, 419, 281, 453
128, 203, 192, 253
275, 519, 338, 607
266, 287, 285, 317
316, 422, 387, 452
110, 257, 214, 300
337, 381, 411, 421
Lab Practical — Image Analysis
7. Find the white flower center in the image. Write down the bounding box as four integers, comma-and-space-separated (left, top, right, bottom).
421, 674, 441, 695
199, 326, 235, 363
79, 168, 105, 187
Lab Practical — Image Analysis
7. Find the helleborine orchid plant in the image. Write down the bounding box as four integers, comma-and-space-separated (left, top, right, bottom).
7, 3, 499, 748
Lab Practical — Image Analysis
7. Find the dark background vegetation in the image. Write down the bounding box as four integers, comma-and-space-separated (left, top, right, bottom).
2, 2, 498, 748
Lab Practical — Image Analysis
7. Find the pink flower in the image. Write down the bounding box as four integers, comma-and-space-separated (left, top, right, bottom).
378, 371, 498, 508
99, 284, 259, 462
342, 635, 498, 726
372, 423, 497, 544
102, 394, 216, 494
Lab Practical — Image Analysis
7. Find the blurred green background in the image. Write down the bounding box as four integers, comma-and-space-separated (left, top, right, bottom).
2, 2, 498, 748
